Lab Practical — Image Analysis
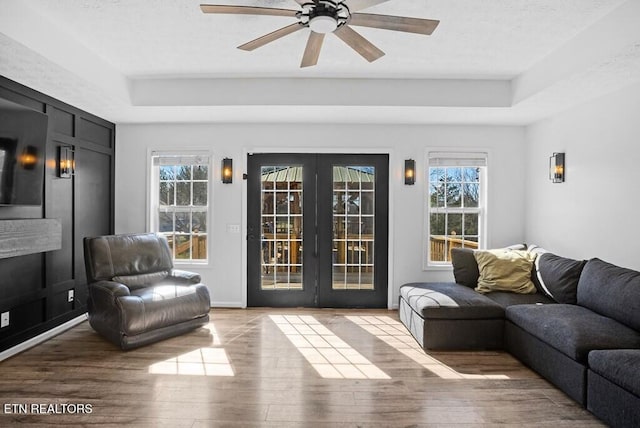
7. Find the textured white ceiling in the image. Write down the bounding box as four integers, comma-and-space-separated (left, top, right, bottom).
0, 0, 639, 124
20, 0, 625, 78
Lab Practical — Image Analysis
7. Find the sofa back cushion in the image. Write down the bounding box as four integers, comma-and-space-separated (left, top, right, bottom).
533, 253, 586, 304
84, 233, 174, 283
577, 258, 640, 331
451, 248, 480, 288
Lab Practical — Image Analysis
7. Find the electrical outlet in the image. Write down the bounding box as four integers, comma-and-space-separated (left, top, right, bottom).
68, 289, 74, 303
227, 224, 241, 233
1, 311, 9, 328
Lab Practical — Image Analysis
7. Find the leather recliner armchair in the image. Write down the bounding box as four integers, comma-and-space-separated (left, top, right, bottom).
83, 232, 211, 350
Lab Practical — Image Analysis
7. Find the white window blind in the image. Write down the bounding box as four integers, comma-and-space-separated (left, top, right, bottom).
428, 152, 488, 167
152, 153, 210, 166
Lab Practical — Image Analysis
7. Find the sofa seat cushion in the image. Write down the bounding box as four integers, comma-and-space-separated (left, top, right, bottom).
119, 284, 210, 336
589, 349, 640, 397
506, 304, 640, 362
485, 291, 554, 309
399, 282, 503, 320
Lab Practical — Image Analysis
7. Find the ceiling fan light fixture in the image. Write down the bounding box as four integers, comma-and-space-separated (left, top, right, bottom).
200, 1, 440, 67
309, 15, 338, 33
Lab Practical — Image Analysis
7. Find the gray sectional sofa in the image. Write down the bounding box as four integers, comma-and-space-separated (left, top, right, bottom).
399, 248, 640, 427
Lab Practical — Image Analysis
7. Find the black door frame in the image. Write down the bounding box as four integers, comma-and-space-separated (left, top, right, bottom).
246, 153, 389, 308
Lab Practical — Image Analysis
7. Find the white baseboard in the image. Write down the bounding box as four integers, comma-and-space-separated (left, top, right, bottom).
211, 301, 244, 308
0, 314, 88, 362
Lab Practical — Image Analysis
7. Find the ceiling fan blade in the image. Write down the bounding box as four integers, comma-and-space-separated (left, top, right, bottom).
238, 23, 303, 51
334, 25, 384, 62
350, 13, 440, 35
200, 4, 298, 18
301, 32, 325, 68
347, 0, 391, 12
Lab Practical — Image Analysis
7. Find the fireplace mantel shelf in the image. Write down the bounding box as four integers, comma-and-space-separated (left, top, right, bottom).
0, 219, 62, 259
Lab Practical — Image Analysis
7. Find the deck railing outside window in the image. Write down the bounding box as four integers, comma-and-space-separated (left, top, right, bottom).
430, 235, 479, 263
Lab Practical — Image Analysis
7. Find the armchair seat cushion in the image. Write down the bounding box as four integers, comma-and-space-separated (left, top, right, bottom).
122, 284, 210, 336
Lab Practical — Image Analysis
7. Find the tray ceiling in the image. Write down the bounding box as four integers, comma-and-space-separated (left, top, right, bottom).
1, 0, 639, 125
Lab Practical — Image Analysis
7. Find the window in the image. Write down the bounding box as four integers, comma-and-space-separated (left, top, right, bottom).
426, 152, 487, 267
149, 152, 210, 263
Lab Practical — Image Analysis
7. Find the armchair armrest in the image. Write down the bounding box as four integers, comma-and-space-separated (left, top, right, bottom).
90, 280, 131, 298
168, 269, 201, 284
86, 281, 132, 347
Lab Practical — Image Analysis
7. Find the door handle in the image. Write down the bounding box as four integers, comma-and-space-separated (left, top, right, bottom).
314, 232, 318, 257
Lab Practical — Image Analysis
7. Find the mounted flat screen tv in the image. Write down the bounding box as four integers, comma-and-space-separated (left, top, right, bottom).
0, 97, 47, 206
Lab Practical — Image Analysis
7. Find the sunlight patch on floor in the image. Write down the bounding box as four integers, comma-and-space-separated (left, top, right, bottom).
270, 314, 390, 380
346, 315, 509, 380
148, 347, 234, 377
201, 322, 223, 345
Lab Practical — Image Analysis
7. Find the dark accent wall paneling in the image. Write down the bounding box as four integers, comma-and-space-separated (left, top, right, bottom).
0, 76, 115, 352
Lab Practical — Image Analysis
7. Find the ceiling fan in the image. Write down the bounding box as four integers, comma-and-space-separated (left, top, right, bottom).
200, 0, 439, 67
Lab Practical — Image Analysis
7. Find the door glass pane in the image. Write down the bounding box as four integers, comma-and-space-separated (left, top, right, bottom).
260, 166, 303, 290
332, 166, 374, 290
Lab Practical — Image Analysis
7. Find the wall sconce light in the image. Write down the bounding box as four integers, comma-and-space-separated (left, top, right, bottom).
58, 146, 75, 179
404, 159, 416, 185
222, 157, 233, 184
549, 152, 565, 183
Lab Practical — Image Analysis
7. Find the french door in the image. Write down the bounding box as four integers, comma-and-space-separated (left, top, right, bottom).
247, 153, 388, 308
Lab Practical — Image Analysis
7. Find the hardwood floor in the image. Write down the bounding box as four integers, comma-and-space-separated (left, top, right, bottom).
0, 308, 603, 427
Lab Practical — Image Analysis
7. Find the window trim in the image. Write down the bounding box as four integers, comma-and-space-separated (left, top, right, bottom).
423, 151, 488, 270
148, 150, 212, 266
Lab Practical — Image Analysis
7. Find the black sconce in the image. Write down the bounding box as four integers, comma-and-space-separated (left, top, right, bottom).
549, 152, 565, 183
58, 146, 74, 179
404, 159, 416, 185
222, 157, 233, 183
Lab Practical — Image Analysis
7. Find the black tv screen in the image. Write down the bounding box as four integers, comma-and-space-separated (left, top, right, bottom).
0, 97, 47, 206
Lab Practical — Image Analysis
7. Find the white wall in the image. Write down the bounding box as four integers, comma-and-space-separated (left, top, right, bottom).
116, 123, 526, 308
525, 81, 640, 270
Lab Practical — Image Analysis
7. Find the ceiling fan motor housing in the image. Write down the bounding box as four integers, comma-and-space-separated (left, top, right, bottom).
299, 1, 350, 33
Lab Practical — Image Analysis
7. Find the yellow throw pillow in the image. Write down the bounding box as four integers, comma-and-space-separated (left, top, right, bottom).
474, 249, 537, 294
